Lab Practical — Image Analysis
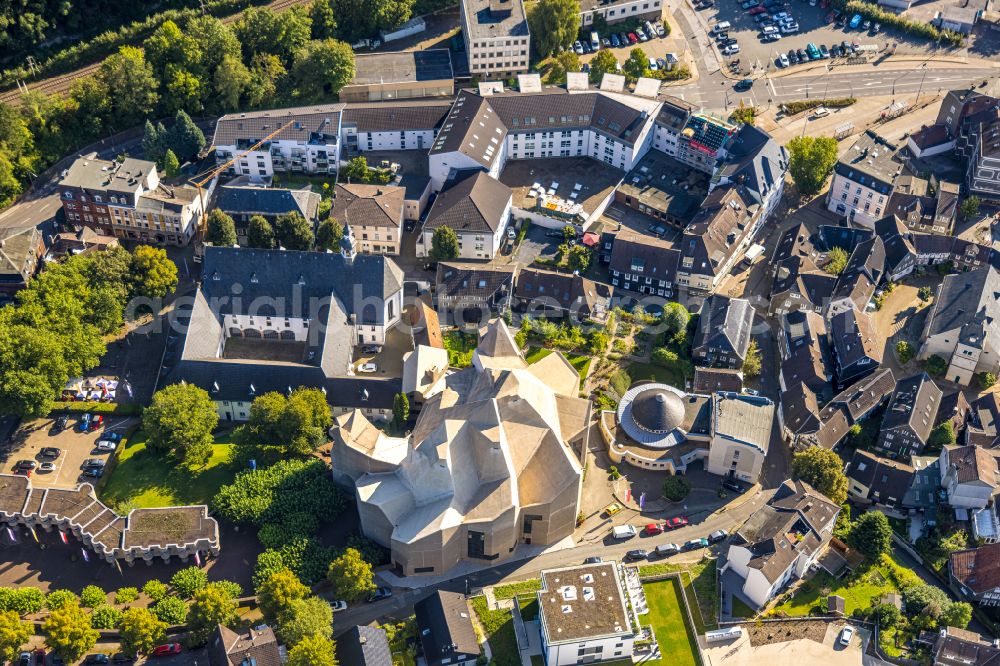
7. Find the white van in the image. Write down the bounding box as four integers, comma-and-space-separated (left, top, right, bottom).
590, 31, 600, 50
762, 25, 778, 34
812, 106, 830, 118
713, 21, 732, 33
612, 525, 637, 540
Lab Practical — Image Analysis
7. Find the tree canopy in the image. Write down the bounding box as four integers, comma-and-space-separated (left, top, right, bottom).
257, 569, 310, 622
0, 610, 31, 663
143, 384, 219, 469
327, 548, 376, 602
207, 210, 238, 247
848, 511, 892, 558
287, 633, 338, 666
236, 387, 332, 458
291, 39, 356, 101
278, 596, 334, 646
791, 447, 848, 504
824, 247, 848, 275
429, 227, 460, 262
275, 212, 315, 251
528, 0, 581, 58
118, 607, 168, 656
41, 601, 99, 663
186, 584, 239, 645
787, 136, 839, 196
248, 215, 276, 249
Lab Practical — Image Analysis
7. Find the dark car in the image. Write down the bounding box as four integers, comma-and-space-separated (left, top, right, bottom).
82, 468, 103, 479
734, 78, 753, 91
610, 33, 620, 47
40, 447, 61, 458
48, 654, 66, 666
797, 48, 807, 61
360, 345, 381, 354
788, 49, 799, 63
583, 556, 603, 564
820, 44, 830, 57
111, 655, 136, 664
625, 549, 648, 561
714, 31, 728, 41
722, 479, 744, 493
18, 652, 31, 666
841, 40, 852, 53
82, 458, 106, 468
15, 460, 37, 471
53, 415, 69, 432
367, 586, 392, 602
85, 656, 110, 665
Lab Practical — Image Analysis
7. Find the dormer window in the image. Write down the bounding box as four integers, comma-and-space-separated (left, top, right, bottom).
250, 273, 259, 284
211, 271, 220, 281
249, 383, 256, 396
211, 381, 220, 393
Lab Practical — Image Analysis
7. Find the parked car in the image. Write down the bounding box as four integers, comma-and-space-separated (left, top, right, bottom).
709, 529, 729, 543
53, 415, 69, 432
18, 652, 31, 666
871, 22, 880, 33
654, 543, 680, 557
762, 24, 781, 36
88, 415, 104, 431
39, 462, 56, 473
665, 516, 689, 529
842, 39, 853, 53
797, 48, 807, 61
740, 0, 760, 8
40, 447, 61, 458
849, 13, 862, 28
862, 19, 871, 30
367, 587, 393, 602
714, 31, 729, 41
778, 52, 790, 67
111, 654, 136, 664
82, 459, 106, 469
82, 468, 103, 478
820, 43, 830, 57
360, 344, 381, 354
627, 32, 639, 44
149, 645, 182, 658
84, 657, 110, 665
95, 441, 117, 452
618, 32, 629, 45
356, 362, 378, 373
721, 38, 737, 46
781, 22, 799, 33
806, 42, 821, 59
625, 549, 648, 561
643, 523, 664, 536
610, 33, 621, 47
656, 57, 667, 69
684, 538, 710, 550
583, 556, 603, 564
840, 625, 854, 645
722, 44, 740, 55
722, 479, 744, 493
788, 49, 799, 63
573, 40, 584, 54
15, 460, 37, 471
748, 5, 766, 13
331, 600, 348, 612
602, 37, 611, 47
655, 22, 666, 37
77, 413, 92, 432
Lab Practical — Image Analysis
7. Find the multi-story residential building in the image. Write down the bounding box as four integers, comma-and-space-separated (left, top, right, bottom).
885, 175, 959, 235
537, 562, 637, 665
651, 96, 696, 156
418, 171, 512, 260
711, 124, 789, 224
722, 479, 839, 609
875, 215, 918, 281
845, 449, 915, 512
613, 151, 705, 228
209, 625, 284, 666
341, 100, 451, 155
579, 0, 662, 26
514, 267, 614, 322
877, 373, 943, 458
768, 223, 835, 317
607, 231, 680, 298
919, 266, 1000, 386
161, 246, 404, 422
826, 131, 902, 227
427, 88, 660, 191
824, 236, 885, 319
967, 392, 1000, 448
677, 186, 761, 295
950, 543, 1000, 607
933, 626, 1000, 665
340, 50, 455, 103
460, 0, 530, 79
777, 309, 832, 399
214, 184, 320, 245
692, 295, 754, 370
58, 155, 204, 246
435, 262, 515, 321
829, 307, 882, 389
414, 592, 482, 665
965, 111, 1000, 199
331, 319, 589, 575
212, 105, 342, 179
331, 183, 405, 255
674, 113, 738, 175
794, 367, 896, 451
940, 444, 1000, 510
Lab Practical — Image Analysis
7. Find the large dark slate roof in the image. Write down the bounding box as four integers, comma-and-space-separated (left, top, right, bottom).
631, 389, 686, 433
881, 373, 943, 444
414, 591, 481, 663
216, 185, 320, 221
423, 171, 511, 234
694, 294, 753, 359
213, 104, 342, 146
337, 625, 393, 666
925, 266, 1000, 340
341, 100, 452, 133
608, 231, 680, 282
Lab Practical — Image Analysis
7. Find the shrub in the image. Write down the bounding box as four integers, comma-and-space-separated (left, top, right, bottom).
978, 372, 997, 390
150, 597, 188, 625
782, 98, 857, 114
80, 586, 105, 608
924, 354, 948, 377
45, 590, 80, 611
212, 458, 344, 527
895, 341, 914, 364
114, 587, 139, 605
91, 605, 123, 629
918, 286, 934, 302
662, 476, 692, 501
170, 567, 208, 598
0, 588, 44, 616
141, 580, 168, 602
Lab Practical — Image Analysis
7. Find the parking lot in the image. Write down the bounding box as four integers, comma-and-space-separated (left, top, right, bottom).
699, 0, 957, 75
2, 416, 133, 490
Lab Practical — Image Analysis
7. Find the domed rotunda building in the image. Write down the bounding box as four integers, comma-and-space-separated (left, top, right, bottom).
600, 381, 775, 483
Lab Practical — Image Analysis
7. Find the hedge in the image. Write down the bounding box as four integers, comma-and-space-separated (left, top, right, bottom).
782, 98, 857, 114
835, 0, 964, 46
50, 401, 142, 416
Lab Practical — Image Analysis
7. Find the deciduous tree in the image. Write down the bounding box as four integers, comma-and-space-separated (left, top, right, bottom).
144, 384, 218, 465
742, 339, 762, 378
786, 136, 839, 196
96, 46, 159, 130
622, 48, 650, 81
257, 569, 310, 622
150, 597, 187, 625
393, 393, 409, 430
170, 567, 209, 599
287, 633, 338, 666
848, 511, 892, 558
429, 227, 459, 262
941, 601, 973, 629
214, 54, 252, 112
824, 247, 848, 275
41, 601, 98, 663
130, 245, 178, 299
119, 607, 167, 655
316, 218, 343, 252
186, 584, 239, 645
292, 39, 356, 100
275, 212, 315, 251
792, 447, 848, 504
248, 215, 276, 249
528, 0, 580, 57
0, 610, 31, 663
207, 210, 238, 247
588, 50, 618, 84
327, 548, 376, 602
278, 597, 334, 646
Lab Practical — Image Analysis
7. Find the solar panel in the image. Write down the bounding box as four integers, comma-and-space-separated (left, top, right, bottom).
478, 81, 504, 96
634, 77, 661, 99
566, 72, 589, 91
599, 73, 625, 92
517, 73, 542, 93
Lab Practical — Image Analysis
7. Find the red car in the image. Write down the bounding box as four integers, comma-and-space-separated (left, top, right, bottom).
665, 516, 689, 529
150, 644, 182, 658
748, 5, 766, 13
89, 415, 104, 431
643, 523, 663, 536
627, 32, 639, 43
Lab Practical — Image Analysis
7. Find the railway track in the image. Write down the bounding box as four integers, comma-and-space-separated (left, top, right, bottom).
0, 0, 310, 104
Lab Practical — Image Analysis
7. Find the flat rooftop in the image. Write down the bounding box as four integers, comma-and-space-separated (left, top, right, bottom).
464, 0, 529, 40
351, 50, 454, 86
123, 506, 218, 550
617, 151, 708, 222
500, 156, 624, 218
835, 131, 902, 192
539, 562, 631, 644
222, 337, 308, 363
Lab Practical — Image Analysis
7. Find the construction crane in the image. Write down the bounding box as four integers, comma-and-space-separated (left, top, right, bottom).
188, 118, 297, 238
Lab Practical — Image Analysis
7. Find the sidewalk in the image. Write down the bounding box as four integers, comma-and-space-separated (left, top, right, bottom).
768, 52, 1000, 80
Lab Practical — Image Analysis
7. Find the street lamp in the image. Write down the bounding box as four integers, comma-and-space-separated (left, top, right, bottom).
914, 63, 929, 106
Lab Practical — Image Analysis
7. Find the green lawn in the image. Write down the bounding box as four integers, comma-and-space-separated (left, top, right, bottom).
524, 347, 592, 381
731, 597, 756, 618
642, 578, 701, 666
628, 361, 685, 390
99, 429, 238, 509
471, 596, 520, 666
771, 557, 908, 617
639, 559, 717, 632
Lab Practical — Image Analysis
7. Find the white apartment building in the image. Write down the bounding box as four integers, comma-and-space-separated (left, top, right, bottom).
580, 0, 663, 26
538, 562, 637, 665
826, 131, 901, 228
212, 105, 343, 180
940, 445, 1000, 510
418, 171, 512, 260
461, 0, 531, 79
340, 101, 452, 155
